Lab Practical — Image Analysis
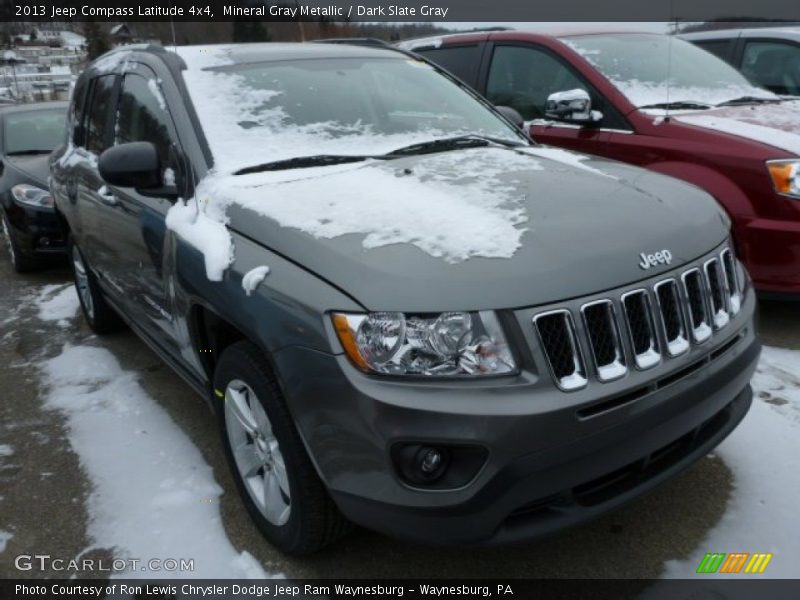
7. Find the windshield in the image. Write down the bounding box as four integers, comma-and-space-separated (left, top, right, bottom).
181, 54, 525, 173
4, 108, 66, 154
562, 34, 778, 108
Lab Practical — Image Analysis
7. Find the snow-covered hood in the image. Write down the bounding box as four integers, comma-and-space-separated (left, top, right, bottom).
676, 100, 800, 157
218, 146, 730, 312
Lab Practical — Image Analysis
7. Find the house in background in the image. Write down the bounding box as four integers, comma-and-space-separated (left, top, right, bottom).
109, 24, 136, 46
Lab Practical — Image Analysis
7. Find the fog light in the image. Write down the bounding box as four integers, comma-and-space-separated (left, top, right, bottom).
420, 448, 442, 473
412, 445, 449, 483
392, 442, 487, 489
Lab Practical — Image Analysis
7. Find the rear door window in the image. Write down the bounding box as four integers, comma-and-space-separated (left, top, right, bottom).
741, 41, 800, 95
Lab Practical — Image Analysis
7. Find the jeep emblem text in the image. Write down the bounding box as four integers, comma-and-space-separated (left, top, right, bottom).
639, 250, 673, 270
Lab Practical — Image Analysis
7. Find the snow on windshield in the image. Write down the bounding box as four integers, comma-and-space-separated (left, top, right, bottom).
167, 45, 542, 279
175, 45, 518, 173
562, 36, 777, 108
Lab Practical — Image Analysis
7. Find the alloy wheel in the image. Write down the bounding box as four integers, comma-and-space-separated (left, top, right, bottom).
224, 379, 292, 526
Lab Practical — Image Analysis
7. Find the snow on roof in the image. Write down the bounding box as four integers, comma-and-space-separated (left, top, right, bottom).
110, 24, 133, 36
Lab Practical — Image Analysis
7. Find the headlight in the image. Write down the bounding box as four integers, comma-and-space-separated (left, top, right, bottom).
766, 160, 800, 199
11, 184, 53, 208
332, 310, 517, 377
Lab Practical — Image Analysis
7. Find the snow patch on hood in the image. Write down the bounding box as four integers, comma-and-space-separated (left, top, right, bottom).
0, 444, 13, 457
187, 148, 537, 267
520, 146, 618, 179
677, 101, 800, 156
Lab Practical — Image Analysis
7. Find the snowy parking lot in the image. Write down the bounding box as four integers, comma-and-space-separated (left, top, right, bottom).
0, 256, 798, 580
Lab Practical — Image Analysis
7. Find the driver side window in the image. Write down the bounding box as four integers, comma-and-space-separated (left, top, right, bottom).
486, 45, 585, 120
115, 72, 179, 179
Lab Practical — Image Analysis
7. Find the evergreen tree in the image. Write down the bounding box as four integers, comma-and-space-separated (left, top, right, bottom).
82, 21, 110, 60
232, 19, 270, 43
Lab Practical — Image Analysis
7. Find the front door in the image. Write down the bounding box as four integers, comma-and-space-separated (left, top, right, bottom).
482, 43, 626, 155
92, 65, 185, 353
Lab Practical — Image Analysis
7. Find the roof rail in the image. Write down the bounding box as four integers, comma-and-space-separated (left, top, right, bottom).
313, 38, 391, 47
463, 26, 514, 32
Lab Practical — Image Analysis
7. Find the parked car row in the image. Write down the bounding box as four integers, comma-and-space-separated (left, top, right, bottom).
0, 101, 67, 272
401, 28, 800, 299
0, 29, 790, 555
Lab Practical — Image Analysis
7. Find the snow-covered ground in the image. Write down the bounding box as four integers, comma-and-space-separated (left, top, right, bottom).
40, 342, 273, 578
3, 279, 797, 578
663, 346, 800, 578
0, 530, 12, 553
34, 283, 80, 326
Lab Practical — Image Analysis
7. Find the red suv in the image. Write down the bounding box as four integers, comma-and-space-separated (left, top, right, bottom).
402, 30, 800, 298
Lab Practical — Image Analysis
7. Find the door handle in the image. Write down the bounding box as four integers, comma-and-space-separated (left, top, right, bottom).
97, 185, 118, 206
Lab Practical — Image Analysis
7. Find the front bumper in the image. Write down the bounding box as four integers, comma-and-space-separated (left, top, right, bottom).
739, 214, 800, 298
274, 279, 759, 545
3, 201, 66, 258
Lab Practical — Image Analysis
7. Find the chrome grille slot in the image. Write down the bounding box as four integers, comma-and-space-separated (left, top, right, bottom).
621, 290, 661, 369
581, 300, 627, 381
531, 245, 743, 392
654, 279, 690, 356
720, 248, 741, 315
682, 269, 712, 343
534, 310, 587, 391
704, 258, 729, 330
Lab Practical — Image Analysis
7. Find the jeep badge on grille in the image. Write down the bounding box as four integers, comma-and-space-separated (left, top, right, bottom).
639, 250, 673, 269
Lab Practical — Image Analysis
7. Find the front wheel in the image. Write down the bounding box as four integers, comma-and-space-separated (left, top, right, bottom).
214, 341, 349, 555
68, 237, 124, 334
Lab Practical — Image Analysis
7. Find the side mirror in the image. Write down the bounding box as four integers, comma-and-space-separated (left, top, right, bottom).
99, 142, 160, 189
544, 89, 603, 125
99, 142, 177, 197
494, 105, 525, 130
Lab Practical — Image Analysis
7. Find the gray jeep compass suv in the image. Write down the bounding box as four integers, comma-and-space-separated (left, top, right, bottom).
50, 42, 760, 555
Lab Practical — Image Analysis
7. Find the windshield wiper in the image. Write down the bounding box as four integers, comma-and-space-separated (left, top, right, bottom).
234, 136, 526, 174
715, 96, 782, 107
234, 154, 372, 175
637, 101, 713, 110
385, 135, 524, 157
6, 149, 53, 156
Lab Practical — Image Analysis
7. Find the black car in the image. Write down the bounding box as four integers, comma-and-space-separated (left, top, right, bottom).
0, 101, 68, 272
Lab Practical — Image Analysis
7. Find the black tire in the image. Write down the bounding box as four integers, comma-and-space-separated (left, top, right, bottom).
1, 210, 39, 273
214, 341, 349, 555
68, 236, 125, 334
